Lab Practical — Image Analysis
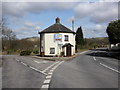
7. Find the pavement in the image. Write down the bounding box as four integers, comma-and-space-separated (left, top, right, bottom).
31, 54, 78, 61
1, 49, 120, 89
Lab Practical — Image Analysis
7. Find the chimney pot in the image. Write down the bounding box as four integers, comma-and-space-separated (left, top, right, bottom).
56, 17, 60, 23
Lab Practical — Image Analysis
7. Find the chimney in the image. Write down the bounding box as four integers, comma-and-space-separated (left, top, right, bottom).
56, 17, 60, 24
72, 20, 74, 31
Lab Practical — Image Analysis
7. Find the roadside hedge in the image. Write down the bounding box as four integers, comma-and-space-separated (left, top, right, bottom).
33, 49, 39, 54
20, 50, 32, 56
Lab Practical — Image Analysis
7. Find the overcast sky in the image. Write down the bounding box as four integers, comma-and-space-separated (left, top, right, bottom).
2, 0, 119, 39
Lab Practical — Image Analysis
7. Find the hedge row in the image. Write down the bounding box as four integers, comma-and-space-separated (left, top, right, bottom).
20, 50, 32, 56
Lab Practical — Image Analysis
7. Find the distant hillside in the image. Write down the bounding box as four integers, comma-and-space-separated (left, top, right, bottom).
21, 37, 109, 44
21, 37, 39, 42
85, 37, 109, 45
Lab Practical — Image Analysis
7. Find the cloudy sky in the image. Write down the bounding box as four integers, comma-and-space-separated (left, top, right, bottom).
2, 0, 119, 39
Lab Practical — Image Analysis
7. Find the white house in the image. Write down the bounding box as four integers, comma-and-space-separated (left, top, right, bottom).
39, 17, 76, 57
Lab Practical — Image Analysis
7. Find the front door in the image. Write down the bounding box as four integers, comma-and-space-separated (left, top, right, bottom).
66, 45, 71, 56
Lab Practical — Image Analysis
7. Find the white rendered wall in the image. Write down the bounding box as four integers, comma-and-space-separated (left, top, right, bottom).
41, 34, 45, 52
61, 33, 75, 56
43, 33, 75, 56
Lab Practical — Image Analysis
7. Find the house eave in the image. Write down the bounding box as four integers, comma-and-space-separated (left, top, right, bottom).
39, 32, 76, 34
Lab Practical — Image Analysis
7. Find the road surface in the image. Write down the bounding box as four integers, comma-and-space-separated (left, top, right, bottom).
2, 49, 119, 89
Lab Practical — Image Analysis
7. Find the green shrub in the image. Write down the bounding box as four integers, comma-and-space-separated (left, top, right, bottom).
20, 50, 32, 56
33, 49, 39, 54
60, 51, 64, 56
7, 50, 12, 54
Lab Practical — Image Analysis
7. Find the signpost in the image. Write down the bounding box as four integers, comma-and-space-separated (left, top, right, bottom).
54, 34, 63, 56
54, 34, 62, 41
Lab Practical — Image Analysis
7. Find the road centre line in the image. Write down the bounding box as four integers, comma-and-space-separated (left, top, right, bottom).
48, 72, 53, 75
20, 62, 27, 66
43, 79, 51, 84
41, 84, 49, 89
50, 69, 54, 72
16, 59, 20, 62
46, 75, 52, 79
49, 70, 54, 73
100, 63, 120, 74
93, 57, 96, 61
41, 61, 64, 89
42, 61, 60, 73
52, 61, 64, 70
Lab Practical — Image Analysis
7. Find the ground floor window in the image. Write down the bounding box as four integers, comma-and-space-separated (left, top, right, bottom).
50, 48, 55, 54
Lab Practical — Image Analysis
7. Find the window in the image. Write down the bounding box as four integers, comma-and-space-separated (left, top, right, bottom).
50, 48, 55, 54
64, 35, 69, 41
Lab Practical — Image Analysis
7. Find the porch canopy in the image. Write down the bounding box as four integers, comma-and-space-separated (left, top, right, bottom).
62, 43, 73, 48
62, 43, 73, 56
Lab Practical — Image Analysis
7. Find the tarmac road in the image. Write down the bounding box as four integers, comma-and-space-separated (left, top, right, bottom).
2, 48, 120, 90
2, 55, 45, 88
49, 49, 119, 89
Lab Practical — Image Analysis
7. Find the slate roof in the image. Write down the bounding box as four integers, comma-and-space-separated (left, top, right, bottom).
39, 18, 75, 34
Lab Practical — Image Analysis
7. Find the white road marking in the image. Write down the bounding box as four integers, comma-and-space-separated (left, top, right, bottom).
52, 67, 57, 70
42, 61, 60, 73
52, 66, 58, 70
41, 61, 64, 89
16, 59, 19, 62
52, 61, 64, 70
100, 63, 120, 73
50, 69, 54, 72
41, 84, 49, 88
42, 61, 49, 63
20, 62, 27, 66
93, 57, 96, 61
49, 71, 53, 74
29, 66, 48, 75
34, 60, 48, 64
15, 58, 48, 75
48, 72, 53, 75
46, 75, 52, 79
43, 79, 51, 84
92, 56, 120, 73
34, 60, 41, 63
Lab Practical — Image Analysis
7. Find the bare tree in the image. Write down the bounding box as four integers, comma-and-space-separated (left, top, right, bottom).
2, 18, 17, 51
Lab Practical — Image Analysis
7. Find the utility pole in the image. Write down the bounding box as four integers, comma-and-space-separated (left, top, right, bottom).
72, 20, 74, 31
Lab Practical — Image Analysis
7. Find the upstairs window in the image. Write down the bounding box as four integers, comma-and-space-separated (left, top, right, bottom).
64, 35, 69, 41
50, 48, 55, 54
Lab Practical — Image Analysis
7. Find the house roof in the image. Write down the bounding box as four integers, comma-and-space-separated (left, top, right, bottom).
39, 17, 75, 34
